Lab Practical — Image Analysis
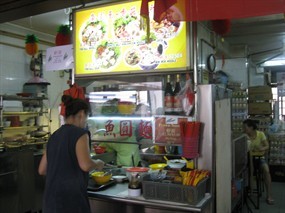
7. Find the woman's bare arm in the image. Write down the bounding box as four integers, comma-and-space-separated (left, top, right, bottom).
259, 139, 269, 152
76, 134, 105, 172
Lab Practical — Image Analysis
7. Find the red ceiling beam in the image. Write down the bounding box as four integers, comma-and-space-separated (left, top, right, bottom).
141, 0, 285, 22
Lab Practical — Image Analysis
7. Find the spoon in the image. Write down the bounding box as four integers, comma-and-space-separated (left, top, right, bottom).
103, 170, 112, 176
164, 156, 169, 162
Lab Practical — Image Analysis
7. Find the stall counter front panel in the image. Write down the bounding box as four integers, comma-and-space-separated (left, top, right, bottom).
88, 183, 212, 213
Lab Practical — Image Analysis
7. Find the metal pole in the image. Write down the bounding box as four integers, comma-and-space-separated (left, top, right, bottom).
192, 22, 199, 122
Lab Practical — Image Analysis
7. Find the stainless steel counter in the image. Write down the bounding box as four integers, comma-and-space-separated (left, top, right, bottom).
88, 183, 212, 213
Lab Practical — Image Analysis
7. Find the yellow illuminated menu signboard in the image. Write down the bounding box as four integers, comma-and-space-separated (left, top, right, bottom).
74, 1, 188, 76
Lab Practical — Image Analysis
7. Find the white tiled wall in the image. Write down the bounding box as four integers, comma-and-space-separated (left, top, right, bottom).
0, 44, 31, 94
0, 23, 69, 133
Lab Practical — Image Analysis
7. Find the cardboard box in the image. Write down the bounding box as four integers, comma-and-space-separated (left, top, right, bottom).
154, 116, 191, 144
248, 86, 272, 100
248, 102, 272, 115
248, 116, 271, 125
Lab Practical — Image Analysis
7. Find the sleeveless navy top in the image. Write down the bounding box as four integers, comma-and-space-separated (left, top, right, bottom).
43, 124, 90, 213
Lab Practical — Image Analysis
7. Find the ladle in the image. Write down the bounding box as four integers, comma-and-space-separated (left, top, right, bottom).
103, 170, 112, 176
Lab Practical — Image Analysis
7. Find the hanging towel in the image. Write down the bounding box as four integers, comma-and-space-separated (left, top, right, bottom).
60, 83, 85, 116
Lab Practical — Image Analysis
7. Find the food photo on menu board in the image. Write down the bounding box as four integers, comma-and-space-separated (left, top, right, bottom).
74, 0, 188, 76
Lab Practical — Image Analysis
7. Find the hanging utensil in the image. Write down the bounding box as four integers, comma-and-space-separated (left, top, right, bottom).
131, 153, 135, 167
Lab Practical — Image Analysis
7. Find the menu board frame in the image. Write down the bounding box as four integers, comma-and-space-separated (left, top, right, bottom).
73, 0, 190, 77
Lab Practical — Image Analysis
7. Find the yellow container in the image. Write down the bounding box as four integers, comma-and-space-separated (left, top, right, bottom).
117, 101, 136, 114
186, 160, 194, 169
91, 172, 112, 185
149, 163, 167, 170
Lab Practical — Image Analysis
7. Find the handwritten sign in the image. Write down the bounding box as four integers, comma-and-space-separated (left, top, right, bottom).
45, 44, 73, 71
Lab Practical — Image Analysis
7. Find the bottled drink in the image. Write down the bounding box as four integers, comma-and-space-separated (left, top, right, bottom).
173, 74, 183, 115
164, 75, 174, 115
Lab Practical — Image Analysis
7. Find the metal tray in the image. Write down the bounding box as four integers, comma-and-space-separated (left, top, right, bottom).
87, 178, 116, 191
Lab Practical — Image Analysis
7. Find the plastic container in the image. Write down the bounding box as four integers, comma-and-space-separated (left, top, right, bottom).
149, 163, 167, 170
117, 101, 136, 114
142, 175, 208, 205
125, 167, 149, 182
128, 188, 141, 197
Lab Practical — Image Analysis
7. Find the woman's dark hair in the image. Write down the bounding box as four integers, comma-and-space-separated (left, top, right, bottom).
62, 95, 89, 117
243, 119, 258, 130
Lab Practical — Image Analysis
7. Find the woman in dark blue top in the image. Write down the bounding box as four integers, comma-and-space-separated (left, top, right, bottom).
38, 95, 105, 213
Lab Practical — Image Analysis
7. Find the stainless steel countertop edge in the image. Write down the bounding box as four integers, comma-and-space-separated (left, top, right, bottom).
87, 183, 212, 212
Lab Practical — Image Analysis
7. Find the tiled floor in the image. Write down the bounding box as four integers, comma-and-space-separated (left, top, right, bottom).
243, 182, 285, 213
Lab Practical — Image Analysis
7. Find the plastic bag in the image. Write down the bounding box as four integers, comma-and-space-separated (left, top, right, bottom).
179, 74, 195, 116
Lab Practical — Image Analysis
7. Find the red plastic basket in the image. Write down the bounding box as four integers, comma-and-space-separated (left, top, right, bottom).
180, 122, 201, 158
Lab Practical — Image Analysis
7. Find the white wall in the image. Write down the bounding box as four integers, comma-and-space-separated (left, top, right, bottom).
0, 23, 69, 133
216, 58, 248, 89
216, 57, 266, 88
0, 36, 32, 94
248, 61, 265, 86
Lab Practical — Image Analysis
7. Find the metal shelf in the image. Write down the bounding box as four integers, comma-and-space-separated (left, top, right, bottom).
3, 126, 39, 130
0, 94, 51, 151
139, 152, 181, 157
3, 112, 39, 116
1, 95, 47, 101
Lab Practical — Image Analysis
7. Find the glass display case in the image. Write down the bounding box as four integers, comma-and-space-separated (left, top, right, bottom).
83, 73, 194, 166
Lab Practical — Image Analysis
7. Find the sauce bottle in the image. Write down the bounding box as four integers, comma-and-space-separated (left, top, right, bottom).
173, 74, 183, 115
164, 75, 174, 115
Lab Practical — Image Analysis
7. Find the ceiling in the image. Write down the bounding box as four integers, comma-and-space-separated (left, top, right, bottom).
3, 1, 285, 74
224, 14, 285, 75
224, 14, 285, 61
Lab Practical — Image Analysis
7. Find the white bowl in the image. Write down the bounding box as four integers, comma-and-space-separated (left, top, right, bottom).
112, 175, 127, 183
167, 159, 187, 169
